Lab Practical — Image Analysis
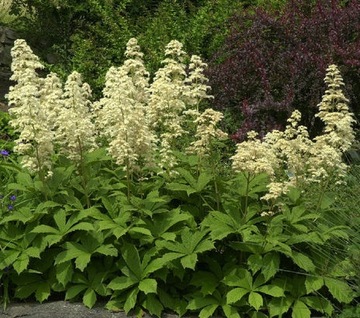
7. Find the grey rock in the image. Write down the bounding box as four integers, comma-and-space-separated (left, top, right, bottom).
5, 28, 17, 41
0, 301, 184, 318
0, 26, 17, 104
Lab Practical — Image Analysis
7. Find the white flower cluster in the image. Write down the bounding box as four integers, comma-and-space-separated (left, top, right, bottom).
94, 38, 155, 172
7, 40, 54, 176
8, 40, 97, 175
8, 38, 222, 177
231, 64, 356, 200
187, 108, 227, 158
231, 131, 279, 177
56, 71, 97, 161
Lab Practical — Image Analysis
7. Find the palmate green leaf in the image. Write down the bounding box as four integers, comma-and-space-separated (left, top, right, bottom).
290, 251, 316, 272
97, 211, 131, 239
55, 243, 91, 271
158, 289, 187, 316
223, 269, 252, 289
65, 284, 88, 300
249, 312, 268, 318
0, 250, 21, 269
144, 208, 191, 239
287, 187, 301, 203
128, 226, 153, 238
13, 253, 30, 274
121, 242, 142, 279
268, 297, 293, 318
157, 227, 214, 257
83, 288, 97, 308
31, 224, 59, 234
248, 292, 263, 311
286, 232, 324, 245
138, 278, 157, 294
15, 278, 51, 303
256, 284, 285, 297
143, 252, 182, 276
95, 244, 118, 257
324, 277, 354, 303
305, 276, 324, 294
56, 261, 74, 287
11, 246, 41, 274
180, 253, 197, 270
202, 212, 238, 241
107, 276, 138, 291
35, 201, 62, 214
165, 182, 197, 196
16, 171, 33, 187
176, 167, 198, 189
187, 295, 219, 310
181, 228, 214, 254
196, 172, 213, 192
302, 296, 333, 316
143, 293, 164, 317
247, 254, 262, 275
261, 253, 280, 282
124, 288, 139, 314
199, 304, 218, 318
292, 300, 311, 318
226, 287, 249, 304
0, 207, 33, 224
35, 281, 51, 303
190, 271, 219, 295
222, 304, 241, 318
14, 282, 38, 299
75, 254, 91, 272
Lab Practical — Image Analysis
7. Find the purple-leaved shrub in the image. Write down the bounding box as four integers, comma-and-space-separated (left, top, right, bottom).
207, 0, 360, 141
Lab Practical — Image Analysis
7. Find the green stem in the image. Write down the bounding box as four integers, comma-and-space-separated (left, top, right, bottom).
126, 159, 131, 201
243, 172, 251, 218
3, 273, 9, 310
34, 143, 48, 201
77, 138, 90, 208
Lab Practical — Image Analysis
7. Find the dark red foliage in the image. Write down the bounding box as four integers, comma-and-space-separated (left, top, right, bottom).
207, 0, 360, 141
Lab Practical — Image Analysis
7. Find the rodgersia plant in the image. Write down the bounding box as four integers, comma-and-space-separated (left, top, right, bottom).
3, 38, 357, 318
7, 40, 55, 178
94, 38, 156, 174
146, 40, 190, 175
232, 64, 355, 201
56, 71, 97, 162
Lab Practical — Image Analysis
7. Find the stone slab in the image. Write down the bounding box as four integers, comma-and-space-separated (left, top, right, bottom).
0, 301, 185, 318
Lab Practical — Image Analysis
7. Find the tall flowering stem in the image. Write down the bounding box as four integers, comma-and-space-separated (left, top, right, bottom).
94, 39, 156, 197
147, 40, 189, 176
56, 71, 97, 207
7, 40, 54, 183
231, 64, 356, 206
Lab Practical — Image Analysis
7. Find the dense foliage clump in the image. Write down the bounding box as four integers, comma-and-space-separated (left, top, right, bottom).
0, 39, 358, 318
6, 0, 242, 96
207, 0, 360, 140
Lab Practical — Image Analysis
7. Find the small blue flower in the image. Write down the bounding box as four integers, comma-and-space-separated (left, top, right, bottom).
7, 204, 14, 211
1, 149, 9, 156
10, 195, 16, 201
